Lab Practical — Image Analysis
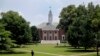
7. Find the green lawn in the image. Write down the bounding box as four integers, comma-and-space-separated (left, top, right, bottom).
0, 43, 98, 56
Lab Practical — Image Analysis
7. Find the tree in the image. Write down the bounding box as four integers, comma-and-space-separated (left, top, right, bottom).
67, 18, 81, 48
0, 23, 13, 51
1, 11, 32, 45
57, 5, 77, 32
79, 18, 95, 50
31, 26, 39, 42
58, 2, 99, 50
91, 4, 100, 56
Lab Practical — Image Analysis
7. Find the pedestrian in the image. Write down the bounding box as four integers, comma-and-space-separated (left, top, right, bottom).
57, 43, 58, 46
31, 50, 34, 56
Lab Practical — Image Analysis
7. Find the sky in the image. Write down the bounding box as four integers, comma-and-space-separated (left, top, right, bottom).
0, 0, 100, 26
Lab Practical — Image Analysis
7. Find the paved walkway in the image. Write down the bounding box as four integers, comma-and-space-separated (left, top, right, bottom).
15, 49, 98, 56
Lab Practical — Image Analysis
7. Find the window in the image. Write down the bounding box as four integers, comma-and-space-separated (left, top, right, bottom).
55, 36, 57, 40
55, 31, 57, 33
62, 35, 65, 40
44, 31, 46, 33
50, 36, 51, 40
63, 37, 65, 40
44, 36, 46, 40
50, 31, 51, 33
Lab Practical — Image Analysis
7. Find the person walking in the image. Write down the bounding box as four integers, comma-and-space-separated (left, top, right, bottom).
31, 50, 34, 56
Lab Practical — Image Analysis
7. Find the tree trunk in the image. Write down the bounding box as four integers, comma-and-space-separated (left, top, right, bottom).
74, 46, 77, 48
97, 45, 99, 56
78, 46, 80, 49
85, 47, 87, 51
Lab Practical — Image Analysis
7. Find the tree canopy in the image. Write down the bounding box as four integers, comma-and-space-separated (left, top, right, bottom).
58, 2, 100, 50
0, 23, 12, 51
1, 11, 32, 45
31, 26, 39, 42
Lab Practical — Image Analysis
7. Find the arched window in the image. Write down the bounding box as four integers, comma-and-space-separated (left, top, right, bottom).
44, 36, 46, 40
55, 36, 57, 40
50, 36, 51, 40
62, 35, 65, 40
63, 37, 65, 40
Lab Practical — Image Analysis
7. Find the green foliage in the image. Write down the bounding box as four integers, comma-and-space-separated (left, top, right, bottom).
0, 23, 13, 51
57, 5, 77, 32
67, 18, 81, 48
1, 11, 32, 45
31, 26, 39, 42
58, 2, 100, 50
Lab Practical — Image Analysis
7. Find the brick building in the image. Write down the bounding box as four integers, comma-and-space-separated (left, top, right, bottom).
37, 9, 65, 44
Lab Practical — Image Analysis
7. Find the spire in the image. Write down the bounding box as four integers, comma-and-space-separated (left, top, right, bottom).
82, 2, 85, 5
48, 7, 53, 25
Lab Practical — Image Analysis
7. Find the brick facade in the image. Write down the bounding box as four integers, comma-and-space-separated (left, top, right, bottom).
38, 29, 65, 41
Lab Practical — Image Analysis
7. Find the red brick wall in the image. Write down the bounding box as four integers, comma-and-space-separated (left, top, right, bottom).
38, 29, 65, 41
59, 29, 65, 40
38, 29, 42, 40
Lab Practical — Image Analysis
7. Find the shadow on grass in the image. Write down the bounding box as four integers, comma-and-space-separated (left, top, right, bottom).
0, 51, 27, 54
55, 45, 71, 48
55, 45, 96, 53
12, 45, 27, 48
65, 49, 96, 52
55, 45, 83, 50
67, 47, 84, 49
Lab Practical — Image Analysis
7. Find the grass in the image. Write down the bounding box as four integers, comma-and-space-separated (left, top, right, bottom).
0, 43, 98, 56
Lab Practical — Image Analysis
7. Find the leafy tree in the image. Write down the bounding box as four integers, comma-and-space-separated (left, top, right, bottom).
79, 17, 95, 50
1, 11, 32, 45
88, 2, 95, 19
91, 4, 100, 48
31, 26, 39, 42
57, 5, 77, 32
59, 2, 99, 50
77, 4, 95, 50
0, 23, 13, 51
67, 18, 81, 48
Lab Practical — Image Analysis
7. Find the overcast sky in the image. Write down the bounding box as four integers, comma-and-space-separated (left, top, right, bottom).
0, 0, 100, 26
